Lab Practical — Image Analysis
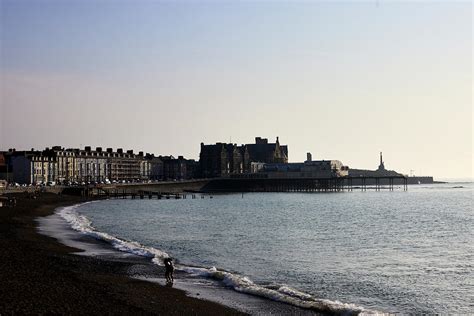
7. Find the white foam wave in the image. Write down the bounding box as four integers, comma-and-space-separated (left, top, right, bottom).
58, 203, 169, 262
180, 266, 380, 315
59, 203, 383, 315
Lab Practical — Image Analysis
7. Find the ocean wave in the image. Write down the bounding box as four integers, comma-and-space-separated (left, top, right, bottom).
58, 203, 381, 315
58, 203, 169, 262
181, 266, 377, 315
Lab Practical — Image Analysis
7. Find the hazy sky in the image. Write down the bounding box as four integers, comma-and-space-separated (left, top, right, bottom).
1, 1, 472, 179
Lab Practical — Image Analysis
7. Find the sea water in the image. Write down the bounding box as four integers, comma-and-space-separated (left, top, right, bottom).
59, 183, 473, 314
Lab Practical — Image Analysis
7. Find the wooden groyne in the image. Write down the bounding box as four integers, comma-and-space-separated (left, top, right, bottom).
89, 189, 207, 200
61, 179, 211, 197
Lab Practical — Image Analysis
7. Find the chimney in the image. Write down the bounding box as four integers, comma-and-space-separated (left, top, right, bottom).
127, 150, 133, 154
307, 152, 312, 162
117, 148, 123, 154
96, 147, 102, 152
138, 151, 144, 156
85, 146, 91, 152
106, 148, 113, 153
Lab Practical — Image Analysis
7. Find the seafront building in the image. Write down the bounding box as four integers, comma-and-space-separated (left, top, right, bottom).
145, 154, 164, 181
231, 152, 349, 179
7, 147, 150, 184
259, 159, 349, 179
199, 136, 288, 178
200, 137, 350, 179
160, 155, 199, 180
1, 140, 432, 186
3, 147, 195, 185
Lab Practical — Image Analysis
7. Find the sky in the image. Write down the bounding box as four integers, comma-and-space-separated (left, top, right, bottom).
0, 0, 472, 179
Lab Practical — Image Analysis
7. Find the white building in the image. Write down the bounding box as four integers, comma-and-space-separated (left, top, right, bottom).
9, 146, 152, 184
261, 160, 349, 179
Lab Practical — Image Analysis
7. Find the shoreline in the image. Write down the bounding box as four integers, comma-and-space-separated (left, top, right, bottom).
0, 192, 245, 315
37, 198, 326, 315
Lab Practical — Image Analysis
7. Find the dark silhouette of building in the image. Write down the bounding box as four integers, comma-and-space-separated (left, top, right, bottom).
199, 137, 288, 178
145, 154, 164, 180
199, 143, 249, 178
160, 155, 198, 180
247, 137, 288, 164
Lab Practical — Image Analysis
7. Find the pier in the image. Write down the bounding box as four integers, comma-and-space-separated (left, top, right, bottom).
200, 176, 408, 193
59, 176, 407, 198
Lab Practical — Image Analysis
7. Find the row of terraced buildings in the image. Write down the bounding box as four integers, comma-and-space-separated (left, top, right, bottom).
0, 146, 198, 184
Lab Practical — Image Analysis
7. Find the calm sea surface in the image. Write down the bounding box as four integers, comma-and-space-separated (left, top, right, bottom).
70, 183, 473, 314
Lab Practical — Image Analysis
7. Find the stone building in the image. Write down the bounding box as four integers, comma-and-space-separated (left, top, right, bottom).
71, 147, 151, 183
185, 159, 200, 179
159, 155, 197, 180
160, 156, 183, 180
7, 146, 152, 184
199, 143, 249, 178
246, 137, 288, 164
31, 154, 58, 184
199, 137, 288, 178
9, 150, 54, 184
145, 154, 164, 180
57, 152, 75, 181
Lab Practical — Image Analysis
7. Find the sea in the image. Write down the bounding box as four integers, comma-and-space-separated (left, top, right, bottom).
39, 182, 473, 315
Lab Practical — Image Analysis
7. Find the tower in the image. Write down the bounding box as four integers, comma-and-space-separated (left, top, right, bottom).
378, 152, 385, 171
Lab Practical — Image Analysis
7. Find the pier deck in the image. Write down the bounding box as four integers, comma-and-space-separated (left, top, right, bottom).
200, 176, 408, 193
59, 176, 408, 198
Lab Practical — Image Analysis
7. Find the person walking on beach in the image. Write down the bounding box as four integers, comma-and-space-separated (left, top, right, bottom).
164, 258, 174, 284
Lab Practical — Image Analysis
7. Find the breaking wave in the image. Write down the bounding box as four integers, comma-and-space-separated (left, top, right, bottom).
58, 203, 381, 315
180, 266, 379, 315
59, 203, 169, 260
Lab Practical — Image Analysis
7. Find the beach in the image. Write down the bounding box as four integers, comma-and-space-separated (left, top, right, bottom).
0, 192, 245, 315
2, 184, 471, 315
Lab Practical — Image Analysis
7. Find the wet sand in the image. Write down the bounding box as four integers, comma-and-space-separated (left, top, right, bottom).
0, 192, 245, 315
